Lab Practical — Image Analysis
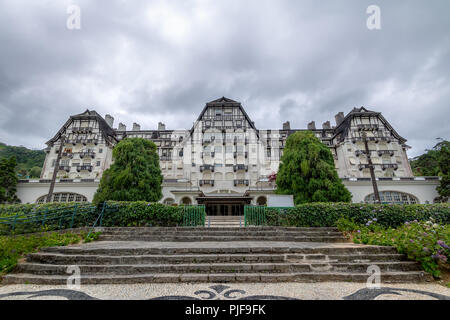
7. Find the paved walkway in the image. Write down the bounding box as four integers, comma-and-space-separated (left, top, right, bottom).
0, 282, 448, 300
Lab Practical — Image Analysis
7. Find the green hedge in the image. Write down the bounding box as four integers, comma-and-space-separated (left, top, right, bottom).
0, 202, 87, 217
266, 203, 450, 228
100, 201, 185, 227
0, 203, 100, 236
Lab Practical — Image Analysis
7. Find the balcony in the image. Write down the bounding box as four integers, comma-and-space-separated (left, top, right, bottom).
357, 124, 379, 131
79, 151, 96, 159
77, 165, 93, 172
378, 150, 395, 157
58, 165, 70, 172
352, 136, 391, 144
199, 180, 214, 187
381, 163, 398, 171
358, 164, 372, 170
160, 156, 172, 161
72, 127, 93, 134
234, 179, 249, 187
200, 165, 215, 172
61, 152, 73, 159
233, 152, 248, 158
201, 152, 215, 158
233, 164, 248, 172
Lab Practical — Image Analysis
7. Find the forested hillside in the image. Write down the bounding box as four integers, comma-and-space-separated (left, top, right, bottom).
0, 142, 45, 178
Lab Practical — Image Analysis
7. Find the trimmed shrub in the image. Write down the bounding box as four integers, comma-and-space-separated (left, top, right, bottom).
266, 203, 450, 228
100, 201, 185, 227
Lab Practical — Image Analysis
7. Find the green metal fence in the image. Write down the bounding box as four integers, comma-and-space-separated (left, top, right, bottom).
183, 205, 206, 227
0, 204, 98, 236
244, 206, 266, 226
244, 206, 293, 226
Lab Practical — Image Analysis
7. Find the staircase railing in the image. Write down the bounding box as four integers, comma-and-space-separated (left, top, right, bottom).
183, 205, 206, 227
244, 205, 266, 226
0, 204, 97, 236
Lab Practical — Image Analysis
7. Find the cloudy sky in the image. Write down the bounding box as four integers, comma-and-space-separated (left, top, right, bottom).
0, 0, 449, 157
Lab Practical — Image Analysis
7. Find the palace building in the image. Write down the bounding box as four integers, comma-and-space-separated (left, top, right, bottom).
16, 97, 441, 214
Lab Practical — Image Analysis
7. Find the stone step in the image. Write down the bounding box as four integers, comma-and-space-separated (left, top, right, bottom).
99, 230, 344, 237
15, 261, 422, 276
26, 252, 406, 265
2, 271, 432, 285
97, 227, 341, 232
40, 245, 399, 256
97, 235, 347, 242
26, 253, 287, 265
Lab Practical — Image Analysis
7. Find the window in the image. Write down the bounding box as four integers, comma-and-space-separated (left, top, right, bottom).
364, 191, 419, 204
97, 161, 101, 166
99, 148, 103, 153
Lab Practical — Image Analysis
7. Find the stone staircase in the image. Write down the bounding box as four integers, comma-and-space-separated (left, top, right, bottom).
1, 227, 433, 284
206, 216, 243, 228
96, 226, 346, 242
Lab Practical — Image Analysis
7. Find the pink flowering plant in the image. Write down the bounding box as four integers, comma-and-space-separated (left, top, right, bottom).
337, 217, 450, 278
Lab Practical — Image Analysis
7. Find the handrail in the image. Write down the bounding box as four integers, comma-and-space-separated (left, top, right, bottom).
0, 204, 96, 235
86, 202, 107, 238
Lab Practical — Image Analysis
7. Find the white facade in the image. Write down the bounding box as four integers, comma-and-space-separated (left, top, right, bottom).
16, 97, 442, 210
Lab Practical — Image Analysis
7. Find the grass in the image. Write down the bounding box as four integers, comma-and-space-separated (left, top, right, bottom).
0, 231, 94, 279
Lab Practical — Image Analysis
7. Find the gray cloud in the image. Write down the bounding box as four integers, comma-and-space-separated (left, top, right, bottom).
0, 0, 449, 157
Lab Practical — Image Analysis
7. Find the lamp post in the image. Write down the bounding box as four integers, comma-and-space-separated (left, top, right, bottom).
46, 135, 65, 203
361, 131, 381, 203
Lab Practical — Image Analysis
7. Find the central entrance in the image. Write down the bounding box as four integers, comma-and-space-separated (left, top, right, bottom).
196, 193, 252, 216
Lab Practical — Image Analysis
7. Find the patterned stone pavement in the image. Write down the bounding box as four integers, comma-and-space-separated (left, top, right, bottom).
0, 282, 449, 300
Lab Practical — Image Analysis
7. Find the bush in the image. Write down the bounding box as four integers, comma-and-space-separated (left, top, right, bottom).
0, 231, 84, 276
0, 203, 100, 235
266, 203, 450, 228
100, 201, 185, 227
337, 217, 450, 278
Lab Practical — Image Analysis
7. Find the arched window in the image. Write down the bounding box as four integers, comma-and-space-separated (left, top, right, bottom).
163, 198, 175, 205
181, 197, 192, 205
256, 196, 267, 206
36, 193, 87, 204
364, 191, 419, 204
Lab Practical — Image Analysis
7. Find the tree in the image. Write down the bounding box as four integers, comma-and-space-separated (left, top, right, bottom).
275, 131, 352, 204
29, 166, 42, 178
0, 156, 20, 204
93, 138, 163, 203
436, 141, 449, 202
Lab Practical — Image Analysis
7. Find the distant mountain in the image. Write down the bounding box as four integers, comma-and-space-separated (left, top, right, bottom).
0, 142, 46, 178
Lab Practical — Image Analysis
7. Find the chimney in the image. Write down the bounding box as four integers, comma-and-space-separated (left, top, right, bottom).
282, 121, 290, 130
322, 121, 331, 129
307, 121, 316, 130
105, 114, 114, 128
334, 112, 345, 126
158, 122, 166, 130
118, 123, 126, 131
132, 123, 141, 131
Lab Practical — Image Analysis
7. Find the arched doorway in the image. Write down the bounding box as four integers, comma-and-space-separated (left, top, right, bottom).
256, 196, 267, 206
181, 197, 192, 205
163, 198, 175, 205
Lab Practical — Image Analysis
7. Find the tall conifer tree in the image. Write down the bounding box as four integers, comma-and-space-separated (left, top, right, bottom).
276, 131, 352, 204
93, 138, 163, 203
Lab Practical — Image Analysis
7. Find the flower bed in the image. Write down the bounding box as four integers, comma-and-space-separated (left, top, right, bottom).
337, 217, 450, 278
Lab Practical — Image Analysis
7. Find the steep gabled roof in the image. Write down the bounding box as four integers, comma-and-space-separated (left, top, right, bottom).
46, 109, 118, 146
333, 106, 407, 144
189, 97, 259, 137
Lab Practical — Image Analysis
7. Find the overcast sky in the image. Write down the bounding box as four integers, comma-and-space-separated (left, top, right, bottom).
0, 0, 449, 157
